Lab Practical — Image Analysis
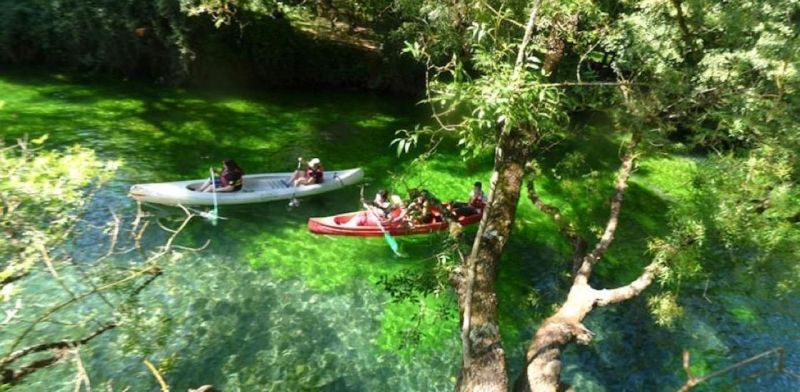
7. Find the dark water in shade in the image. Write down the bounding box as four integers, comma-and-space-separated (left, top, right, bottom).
1, 72, 798, 391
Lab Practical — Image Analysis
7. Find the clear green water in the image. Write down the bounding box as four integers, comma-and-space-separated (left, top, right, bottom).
1, 71, 798, 391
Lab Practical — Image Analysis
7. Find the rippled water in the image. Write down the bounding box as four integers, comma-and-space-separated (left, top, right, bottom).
1, 71, 798, 391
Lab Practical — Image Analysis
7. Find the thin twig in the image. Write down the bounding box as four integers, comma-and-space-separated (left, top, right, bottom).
678, 347, 789, 391
7, 212, 195, 352
144, 359, 170, 392
483, 1, 526, 28
72, 347, 92, 392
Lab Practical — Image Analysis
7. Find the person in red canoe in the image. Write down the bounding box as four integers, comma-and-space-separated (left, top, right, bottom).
286, 157, 324, 187
369, 189, 392, 218
197, 159, 244, 192
406, 189, 441, 224
450, 181, 486, 216
342, 191, 406, 227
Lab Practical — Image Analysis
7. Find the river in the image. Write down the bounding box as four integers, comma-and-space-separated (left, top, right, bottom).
1, 71, 797, 391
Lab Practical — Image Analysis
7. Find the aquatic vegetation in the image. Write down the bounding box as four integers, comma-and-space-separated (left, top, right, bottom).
0, 71, 798, 391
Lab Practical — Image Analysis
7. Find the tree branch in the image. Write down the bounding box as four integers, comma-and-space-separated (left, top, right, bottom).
144, 359, 170, 392
1, 323, 116, 371
526, 178, 587, 270
456, 2, 544, 390
483, 1, 526, 29
1, 273, 29, 289
595, 261, 660, 306
678, 347, 789, 391
669, 0, 694, 55
512, 0, 543, 80
6, 210, 196, 352
574, 134, 640, 285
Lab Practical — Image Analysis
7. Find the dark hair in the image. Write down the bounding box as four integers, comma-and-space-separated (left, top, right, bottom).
223, 159, 243, 175
377, 189, 388, 200
474, 181, 482, 188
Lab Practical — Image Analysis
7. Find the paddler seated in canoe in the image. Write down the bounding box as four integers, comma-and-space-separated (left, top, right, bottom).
285, 157, 324, 187
342, 192, 406, 227
367, 189, 392, 217
449, 181, 486, 216
406, 189, 436, 224
196, 159, 244, 192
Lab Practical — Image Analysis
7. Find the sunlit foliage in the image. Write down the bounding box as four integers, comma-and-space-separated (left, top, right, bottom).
0, 136, 117, 292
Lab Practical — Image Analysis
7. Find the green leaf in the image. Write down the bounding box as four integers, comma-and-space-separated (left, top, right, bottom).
31, 134, 49, 145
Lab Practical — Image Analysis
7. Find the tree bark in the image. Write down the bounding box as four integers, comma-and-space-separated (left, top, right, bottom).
542, 14, 578, 76
1, 323, 116, 385
669, 0, 694, 53
456, 124, 534, 392
514, 261, 658, 392
454, 2, 543, 390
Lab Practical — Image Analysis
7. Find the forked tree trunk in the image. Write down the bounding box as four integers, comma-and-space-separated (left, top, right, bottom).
513, 264, 659, 392
513, 137, 655, 392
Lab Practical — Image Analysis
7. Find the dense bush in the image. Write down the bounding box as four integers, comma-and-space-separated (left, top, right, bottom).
0, 0, 423, 92
0, 0, 190, 80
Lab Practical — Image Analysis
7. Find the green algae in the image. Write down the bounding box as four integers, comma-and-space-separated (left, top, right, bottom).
2, 70, 797, 391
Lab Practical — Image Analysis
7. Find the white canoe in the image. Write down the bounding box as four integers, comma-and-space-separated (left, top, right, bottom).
129, 168, 364, 206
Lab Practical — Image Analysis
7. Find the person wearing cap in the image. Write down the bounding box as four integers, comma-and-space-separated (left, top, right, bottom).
286, 157, 324, 187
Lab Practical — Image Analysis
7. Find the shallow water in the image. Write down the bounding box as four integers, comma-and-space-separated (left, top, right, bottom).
1, 71, 798, 391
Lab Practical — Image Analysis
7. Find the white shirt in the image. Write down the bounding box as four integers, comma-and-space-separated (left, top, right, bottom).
373, 194, 390, 209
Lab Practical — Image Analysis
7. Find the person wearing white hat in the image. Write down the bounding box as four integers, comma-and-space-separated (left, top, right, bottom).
285, 157, 324, 187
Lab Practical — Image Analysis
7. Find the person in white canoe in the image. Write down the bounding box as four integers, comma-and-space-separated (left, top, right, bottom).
285, 157, 324, 187
196, 159, 245, 192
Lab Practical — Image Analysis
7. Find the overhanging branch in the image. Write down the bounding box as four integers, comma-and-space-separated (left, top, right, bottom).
526, 177, 586, 269
1, 322, 116, 384
574, 133, 640, 285
596, 262, 660, 306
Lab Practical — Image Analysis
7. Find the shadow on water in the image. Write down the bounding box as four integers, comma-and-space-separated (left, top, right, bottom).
0, 69, 421, 183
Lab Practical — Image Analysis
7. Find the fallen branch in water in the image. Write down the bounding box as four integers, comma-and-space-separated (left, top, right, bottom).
678, 347, 796, 391
144, 359, 170, 392
2, 204, 202, 386
0, 323, 116, 385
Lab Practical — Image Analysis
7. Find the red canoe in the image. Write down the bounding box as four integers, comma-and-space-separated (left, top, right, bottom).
308, 211, 482, 237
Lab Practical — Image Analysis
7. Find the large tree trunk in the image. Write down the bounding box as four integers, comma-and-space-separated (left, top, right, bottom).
455, 125, 534, 391
454, 1, 544, 390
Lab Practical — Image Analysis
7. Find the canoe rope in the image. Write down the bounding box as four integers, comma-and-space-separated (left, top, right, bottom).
333, 172, 345, 188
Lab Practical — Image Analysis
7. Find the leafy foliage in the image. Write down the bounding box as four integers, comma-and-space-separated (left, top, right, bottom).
0, 0, 192, 79
0, 136, 117, 288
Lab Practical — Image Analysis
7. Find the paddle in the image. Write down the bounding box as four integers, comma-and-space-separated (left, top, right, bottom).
363, 201, 402, 256
359, 185, 403, 257
286, 157, 304, 209
208, 167, 219, 226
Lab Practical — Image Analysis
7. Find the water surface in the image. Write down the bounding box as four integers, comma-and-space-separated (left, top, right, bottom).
1, 71, 797, 391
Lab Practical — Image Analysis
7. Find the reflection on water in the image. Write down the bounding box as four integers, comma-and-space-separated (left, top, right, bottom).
1, 72, 798, 391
